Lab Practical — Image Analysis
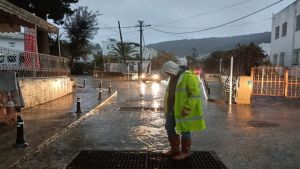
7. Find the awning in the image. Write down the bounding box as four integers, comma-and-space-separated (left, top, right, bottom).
0, 0, 58, 33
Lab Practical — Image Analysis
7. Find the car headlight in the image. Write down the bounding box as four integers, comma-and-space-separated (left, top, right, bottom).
152, 74, 160, 79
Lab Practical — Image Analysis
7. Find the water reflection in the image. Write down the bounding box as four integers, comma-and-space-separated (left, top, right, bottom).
131, 112, 165, 150
151, 83, 160, 97
152, 100, 159, 109
226, 104, 256, 132
140, 82, 146, 96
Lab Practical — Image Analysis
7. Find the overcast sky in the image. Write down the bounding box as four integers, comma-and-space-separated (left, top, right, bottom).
71, 0, 296, 45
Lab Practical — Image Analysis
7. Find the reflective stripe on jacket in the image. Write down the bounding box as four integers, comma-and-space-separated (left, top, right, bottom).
164, 70, 206, 133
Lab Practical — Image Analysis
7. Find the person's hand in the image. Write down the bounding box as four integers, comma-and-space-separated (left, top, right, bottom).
182, 108, 190, 117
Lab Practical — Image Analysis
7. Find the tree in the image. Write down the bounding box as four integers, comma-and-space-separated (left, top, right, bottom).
109, 43, 137, 62
49, 34, 71, 57
9, 0, 78, 54
64, 6, 99, 72
201, 43, 268, 75
151, 50, 178, 70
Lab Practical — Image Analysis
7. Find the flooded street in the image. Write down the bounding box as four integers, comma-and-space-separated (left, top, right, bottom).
19, 79, 300, 169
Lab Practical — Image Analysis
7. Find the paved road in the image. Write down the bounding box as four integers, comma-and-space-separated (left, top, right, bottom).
18, 78, 300, 169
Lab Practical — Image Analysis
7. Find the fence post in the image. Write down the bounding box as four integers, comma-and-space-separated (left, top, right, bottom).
260, 67, 264, 95
33, 53, 36, 77
284, 68, 288, 97
250, 67, 254, 80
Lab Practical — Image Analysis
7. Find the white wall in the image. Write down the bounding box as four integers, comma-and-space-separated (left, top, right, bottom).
271, 0, 300, 66
19, 77, 74, 108
0, 38, 24, 51
0, 33, 24, 51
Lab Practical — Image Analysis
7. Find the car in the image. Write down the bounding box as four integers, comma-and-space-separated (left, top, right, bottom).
140, 73, 161, 82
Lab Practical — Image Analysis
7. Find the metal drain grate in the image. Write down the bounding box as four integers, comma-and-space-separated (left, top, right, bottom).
66, 150, 227, 169
118, 106, 164, 112
247, 120, 279, 128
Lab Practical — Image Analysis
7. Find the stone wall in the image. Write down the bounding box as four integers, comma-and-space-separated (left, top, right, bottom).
19, 77, 74, 108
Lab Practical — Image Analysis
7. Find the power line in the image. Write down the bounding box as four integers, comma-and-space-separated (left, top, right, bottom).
99, 21, 119, 33
153, 0, 255, 27
155, 18, 272, 30
145, 28, 192, 39
99, 25, 137, 29
149, 0, 282, 35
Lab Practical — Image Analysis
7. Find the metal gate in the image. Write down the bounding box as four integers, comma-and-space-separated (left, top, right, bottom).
287, 67, 300, 97
252, 66, 300, 98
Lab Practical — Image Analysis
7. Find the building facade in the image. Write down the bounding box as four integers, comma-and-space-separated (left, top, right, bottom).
0, 33, 24, 51
271, 0, 300, 67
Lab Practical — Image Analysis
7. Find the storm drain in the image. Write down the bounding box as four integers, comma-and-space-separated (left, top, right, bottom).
118, 106, 164, 112
66, 150, 227, 169
247, 120, 279, 128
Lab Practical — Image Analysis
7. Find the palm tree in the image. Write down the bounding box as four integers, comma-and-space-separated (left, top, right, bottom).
109, 42, 137, 63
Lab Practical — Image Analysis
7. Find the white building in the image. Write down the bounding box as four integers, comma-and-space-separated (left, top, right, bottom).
0, 33, 24, 51
259, 43, 271, 57
270, 0, 300, 67
176, 56, 187, 66
101, 39, 158, 60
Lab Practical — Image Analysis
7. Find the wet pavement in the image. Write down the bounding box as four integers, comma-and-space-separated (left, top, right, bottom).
3, 77, 300, 169
0, 76, 115, 169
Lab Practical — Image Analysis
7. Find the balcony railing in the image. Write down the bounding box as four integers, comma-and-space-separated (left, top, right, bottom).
0, 47, 70, 78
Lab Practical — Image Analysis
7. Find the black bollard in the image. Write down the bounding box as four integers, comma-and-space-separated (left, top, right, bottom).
98, 88, 102, 100
76, 98, 82, 114
99, 81, 102, 89
108, 83, 112, 93
15, 113, 28, 148
83, 78, 86, 88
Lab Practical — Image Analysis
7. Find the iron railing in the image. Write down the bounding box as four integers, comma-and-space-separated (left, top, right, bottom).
252, 66, 300, 98
0, 47, 70, 78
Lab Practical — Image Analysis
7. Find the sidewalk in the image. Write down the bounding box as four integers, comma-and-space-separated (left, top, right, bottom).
0, 76, 116, 169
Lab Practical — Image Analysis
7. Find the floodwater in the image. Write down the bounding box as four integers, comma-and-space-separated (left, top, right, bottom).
18, 79, 300, 169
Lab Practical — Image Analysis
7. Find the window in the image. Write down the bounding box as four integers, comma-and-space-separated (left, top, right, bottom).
282, 22, 287, 37
275, 26, 280, 39
273, 54, 278, 65
294, 49, 300, 65
296, 15, 300, 31
280, 52, 285, 66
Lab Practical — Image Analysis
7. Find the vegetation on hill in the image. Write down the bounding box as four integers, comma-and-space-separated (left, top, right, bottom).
147, 32, 271, 57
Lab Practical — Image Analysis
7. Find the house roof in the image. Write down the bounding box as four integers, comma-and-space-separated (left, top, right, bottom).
0, 0, 58, 33
0, 32, 24, 40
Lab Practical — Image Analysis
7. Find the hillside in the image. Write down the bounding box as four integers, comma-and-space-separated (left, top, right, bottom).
147, 32, 271, 57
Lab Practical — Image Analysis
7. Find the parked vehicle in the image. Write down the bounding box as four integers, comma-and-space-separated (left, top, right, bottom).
140, 73, 161, 82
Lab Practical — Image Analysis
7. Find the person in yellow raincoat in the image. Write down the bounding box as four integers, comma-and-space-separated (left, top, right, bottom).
161, 61, 206, 160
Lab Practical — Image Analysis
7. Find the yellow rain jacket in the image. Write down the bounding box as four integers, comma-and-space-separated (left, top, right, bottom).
164, 70, 206, 133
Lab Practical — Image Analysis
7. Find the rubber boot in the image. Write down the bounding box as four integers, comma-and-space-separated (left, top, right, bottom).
162, 135, 180, 157
173, 138, 191, 160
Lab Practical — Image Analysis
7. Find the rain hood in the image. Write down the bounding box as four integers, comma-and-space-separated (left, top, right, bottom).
162, 61, 180, 76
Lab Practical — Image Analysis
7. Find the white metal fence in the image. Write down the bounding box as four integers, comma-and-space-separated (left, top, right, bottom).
0, 47, 70, 78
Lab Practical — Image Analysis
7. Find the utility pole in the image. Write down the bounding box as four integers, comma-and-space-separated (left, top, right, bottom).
137, 20, 151, 76
118, 21, 126, 63
229, 56, 233, 105
219, 58, 222, 75
138, 20, 143, 76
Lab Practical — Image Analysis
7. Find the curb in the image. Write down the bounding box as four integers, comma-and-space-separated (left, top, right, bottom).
9, 91, 118, 169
